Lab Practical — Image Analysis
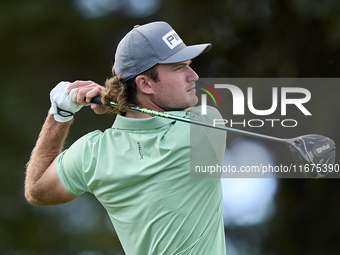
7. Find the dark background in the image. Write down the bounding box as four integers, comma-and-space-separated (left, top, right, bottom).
1, 0, 339, 254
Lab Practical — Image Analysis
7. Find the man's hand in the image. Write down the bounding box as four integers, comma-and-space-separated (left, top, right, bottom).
49, 80, 108, 122
67, 80, 109, 115
49, 81, 88, 122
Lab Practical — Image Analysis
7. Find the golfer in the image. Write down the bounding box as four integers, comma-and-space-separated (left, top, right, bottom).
25, 21, 227, 254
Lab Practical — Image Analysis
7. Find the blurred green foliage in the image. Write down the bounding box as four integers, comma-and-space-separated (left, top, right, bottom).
1, 0, 340, 254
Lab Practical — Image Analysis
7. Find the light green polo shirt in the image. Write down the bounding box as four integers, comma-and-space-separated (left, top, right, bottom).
57, 106, 227, 255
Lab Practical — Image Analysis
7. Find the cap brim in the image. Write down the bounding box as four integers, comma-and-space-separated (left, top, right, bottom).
159, 43, 211, 64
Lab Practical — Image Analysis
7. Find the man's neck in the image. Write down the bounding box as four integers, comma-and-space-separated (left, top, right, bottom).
124, 100, 167, 119
125, 111, 154, 119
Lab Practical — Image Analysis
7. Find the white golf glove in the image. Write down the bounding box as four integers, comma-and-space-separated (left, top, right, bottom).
49, 81, 85, 122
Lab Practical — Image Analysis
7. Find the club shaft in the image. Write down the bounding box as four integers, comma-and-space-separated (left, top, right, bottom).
92, 96, 285, 143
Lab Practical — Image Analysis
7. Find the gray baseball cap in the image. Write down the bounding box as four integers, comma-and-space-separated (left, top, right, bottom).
113, 21, 211, 81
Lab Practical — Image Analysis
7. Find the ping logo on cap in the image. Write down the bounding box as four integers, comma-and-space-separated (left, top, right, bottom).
162, 30, 183, 49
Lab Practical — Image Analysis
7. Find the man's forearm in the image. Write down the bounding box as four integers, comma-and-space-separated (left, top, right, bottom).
25, 114, 72, 201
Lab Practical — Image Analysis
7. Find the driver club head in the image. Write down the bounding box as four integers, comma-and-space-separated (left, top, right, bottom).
284, 134, 336, 179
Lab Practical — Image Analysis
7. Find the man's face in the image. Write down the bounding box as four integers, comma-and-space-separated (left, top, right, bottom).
151, 60, 199, 111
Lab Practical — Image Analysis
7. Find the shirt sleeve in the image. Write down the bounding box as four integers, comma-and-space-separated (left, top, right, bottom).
56, 130, 102, 196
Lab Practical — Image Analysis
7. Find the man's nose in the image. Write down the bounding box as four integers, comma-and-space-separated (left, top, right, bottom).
187, 66, 199, 83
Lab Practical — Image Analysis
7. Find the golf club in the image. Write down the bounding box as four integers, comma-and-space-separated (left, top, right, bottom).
91, 96, 336, 178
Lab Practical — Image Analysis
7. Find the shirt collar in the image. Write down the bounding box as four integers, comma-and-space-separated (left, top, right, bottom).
112, 110, 187, 130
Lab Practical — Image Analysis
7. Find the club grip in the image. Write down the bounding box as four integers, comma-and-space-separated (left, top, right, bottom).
90, 96, 103, 105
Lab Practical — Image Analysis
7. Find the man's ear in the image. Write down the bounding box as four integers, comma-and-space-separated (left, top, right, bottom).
135, 75, 154, 95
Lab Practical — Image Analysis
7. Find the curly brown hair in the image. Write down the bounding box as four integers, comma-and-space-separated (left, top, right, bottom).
102, 64, 159, 115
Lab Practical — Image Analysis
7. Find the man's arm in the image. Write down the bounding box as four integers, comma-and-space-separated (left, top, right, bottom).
25, 80, 108, 206
25, 115, 77, 206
